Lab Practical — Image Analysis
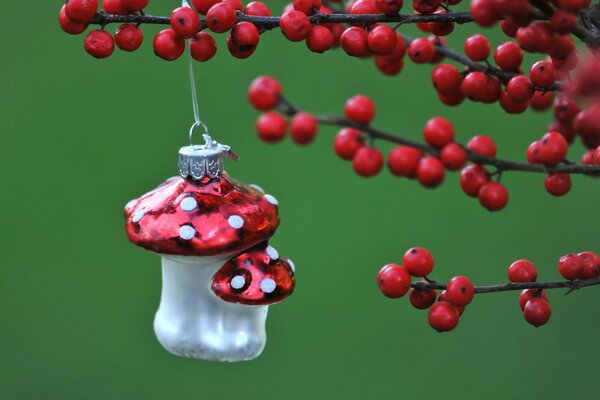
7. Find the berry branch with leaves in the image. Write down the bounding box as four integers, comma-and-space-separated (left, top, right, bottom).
59, 0, 600, 332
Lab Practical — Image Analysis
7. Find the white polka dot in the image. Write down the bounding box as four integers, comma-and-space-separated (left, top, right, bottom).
180, 197, 197, 211
264, 194, 278, 206
288, 259, 296, 273
179, 225, 196, 240
125, 199, 137, 210
132, 210, 145, 223
266, 246, 279, 260
260, 278, 276, 294
228, 215, 244, 229
230, 275, 246, 290
250, 184, 264, 193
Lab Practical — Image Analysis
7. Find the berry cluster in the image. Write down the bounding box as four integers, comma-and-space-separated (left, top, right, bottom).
248, 75, 600, 211
377, 248, 600, 331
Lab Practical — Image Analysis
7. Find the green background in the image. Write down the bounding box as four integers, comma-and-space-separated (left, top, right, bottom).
1, 1, 599, 399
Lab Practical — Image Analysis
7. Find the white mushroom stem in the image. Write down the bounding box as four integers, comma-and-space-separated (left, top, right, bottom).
154, 253, 268, 362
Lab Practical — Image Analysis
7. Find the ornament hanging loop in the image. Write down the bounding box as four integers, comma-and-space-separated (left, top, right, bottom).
189, 120, 211, 149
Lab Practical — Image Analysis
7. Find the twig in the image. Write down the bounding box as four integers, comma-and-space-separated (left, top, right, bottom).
411, 276, 600, 293
277, 97, 600, 175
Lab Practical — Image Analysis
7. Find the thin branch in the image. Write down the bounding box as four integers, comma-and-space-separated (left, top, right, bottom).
411, 276, 600, 293
90, 11, 477, 28
277, 97, 600, 175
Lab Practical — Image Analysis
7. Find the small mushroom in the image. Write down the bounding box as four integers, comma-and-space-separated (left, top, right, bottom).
124, 138, 293, 361
211, 242, 295, 305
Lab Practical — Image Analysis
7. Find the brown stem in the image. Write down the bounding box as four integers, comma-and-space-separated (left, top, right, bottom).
412, 276, 600, 293
277, 97, 600, 175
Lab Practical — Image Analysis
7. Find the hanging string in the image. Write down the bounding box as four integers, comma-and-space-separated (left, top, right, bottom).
188, 53, 210, 148
184, 0, 210, 148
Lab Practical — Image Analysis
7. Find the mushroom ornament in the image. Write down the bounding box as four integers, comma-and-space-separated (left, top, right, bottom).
124, 135, 295, 361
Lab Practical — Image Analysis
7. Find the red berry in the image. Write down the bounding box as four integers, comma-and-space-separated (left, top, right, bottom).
256, 112, 287, 143
375, 0, 404, 14
387, 146, 423, 178
102, 0, 128, 14
403, 247, 434, 277
519, 289, 548, 311
506, 75, 534, 102
461, 72, 501, 103
350, 0, 379, 16
377, 264, 411, 298
494, 42, 523, 70
440, 143, 468, 170
65, 0, 98, 23
558, 253, 583, 280
59, 5, 88, 35
438, 91, 465, 106
523, 298, 551, 327
244, 1, 271, 16
340, 27, 370, 57
367, 25, 397, 55
459, 164, 489, 197
500, 91, 529, 114
464, 34, 491, 62
408, 37, 436, 63
578, 252, 600, 279
190, 31, 217, 62
345, 95, 376, 124
413, 0, 441, 14
206, 3, 237, 33
306, 25, 334, 53
423, 117, 454, 148
478, 182, 509, 211
290, 112, 318, 145
353, 147, 384, 177
553, 0, 591, 12
470, 0, 499, 27
530, 60, 556, 88
114, 23, 143, 52
537, 131, 568, 165
545, 173, 571, 196
445, 276, 474, 307
192, 0, 220, 15
374, 56, 404, 76
432, 64, 462, 95
428, 10, 455, 36
416, 156, 445, 188
229, 22, 260, 57
409, 286, 437, 309
550, 11, 577, 33
223, 0, 243, 11
153, 29, 185, 61
530, 91, 554, 111
467, 135, 497, 158
334, 128, 365, 160
84, 29, 114, 58
553, 94, 579, 122
428, 301, 459, 332
293, 0, 322, 15
508, 260, 538, 282
280, 10, 312, 41
248, 76, 282, 111
170, 6, 200, 39
122, 0, 148, 11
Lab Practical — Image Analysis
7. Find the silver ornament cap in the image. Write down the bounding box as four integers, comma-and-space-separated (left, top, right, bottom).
178, 134, 238, 180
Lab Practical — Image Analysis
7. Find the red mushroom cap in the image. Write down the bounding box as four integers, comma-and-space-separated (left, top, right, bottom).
124, 174, 280, 256
211, 242, 295, 305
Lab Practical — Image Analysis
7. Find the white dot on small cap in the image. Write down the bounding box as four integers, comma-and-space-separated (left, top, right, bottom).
288, 259, 296, 273
180, 197, 197, 211
132, 210, 145, 223
260, 278, 276, 294
179, 225, 196, 240
228, 215, 244, 229
250, 184, 264, 194
264, 194, 278, 206
266, 246, 279, 260
230, 275, 246, 290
